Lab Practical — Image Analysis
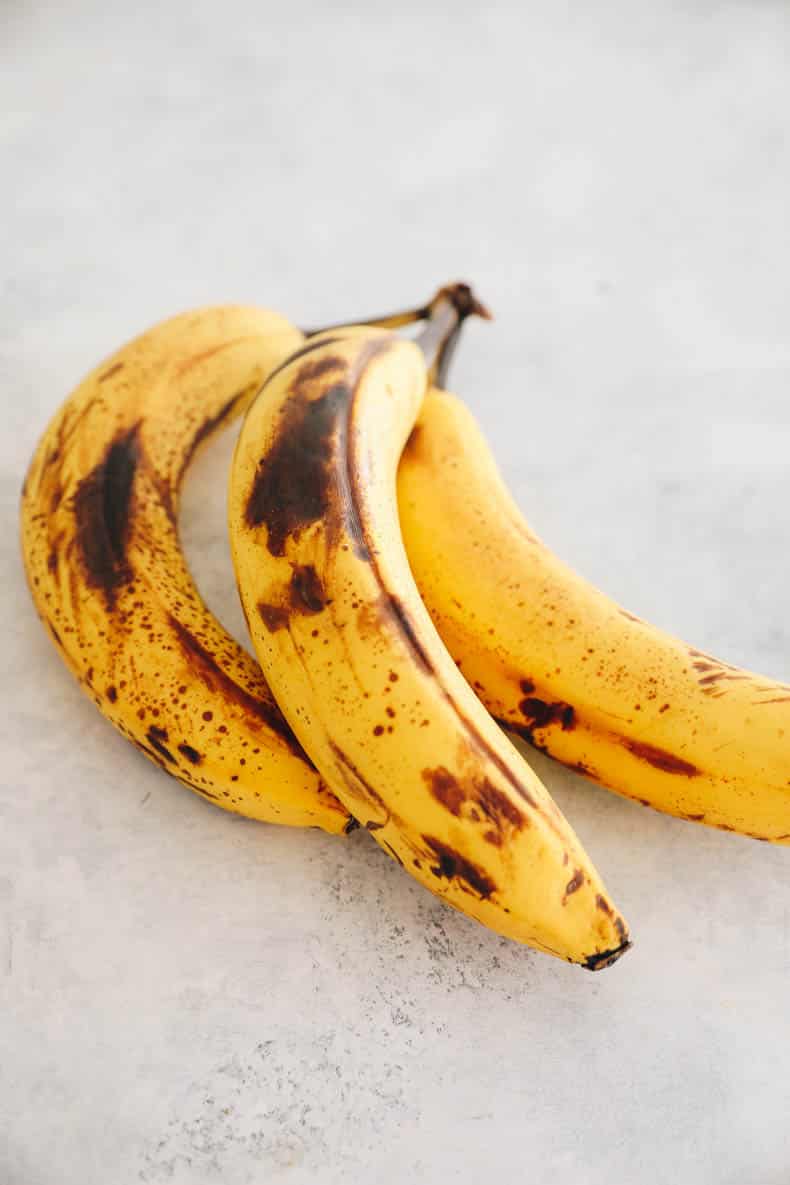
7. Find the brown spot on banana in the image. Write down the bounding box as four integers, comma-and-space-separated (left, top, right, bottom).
73, 423, 140, 607
421, 836, 497, 899
290, 565, 326, 614
518, 696, 576, 733
258, 602, 290, 632
623, 739, 700, 777
98, 361, 124, 382
244, 381, 353, 556
146, 725, 176, 764
563, 868, 585, 903
423, 766, 525, 844
257, 565, 327, 633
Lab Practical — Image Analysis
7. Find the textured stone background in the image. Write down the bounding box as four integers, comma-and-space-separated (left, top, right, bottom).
2, 2, 790, 1183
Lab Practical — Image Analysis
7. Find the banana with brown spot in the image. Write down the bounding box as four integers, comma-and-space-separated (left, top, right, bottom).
229, 286, 631, 967
398, 388, 790, 842
20, 305, 349, 830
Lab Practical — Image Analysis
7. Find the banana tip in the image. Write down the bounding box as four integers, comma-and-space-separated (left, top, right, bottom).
582, 936, 633, 972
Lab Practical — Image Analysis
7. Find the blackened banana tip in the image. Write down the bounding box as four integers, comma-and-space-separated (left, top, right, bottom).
583, 937, 633, 971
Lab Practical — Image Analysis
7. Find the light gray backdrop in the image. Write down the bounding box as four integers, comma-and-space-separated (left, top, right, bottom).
2, 3, 789, 1183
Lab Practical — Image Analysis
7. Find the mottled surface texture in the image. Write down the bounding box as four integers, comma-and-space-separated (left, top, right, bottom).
2, 2, 790, 1183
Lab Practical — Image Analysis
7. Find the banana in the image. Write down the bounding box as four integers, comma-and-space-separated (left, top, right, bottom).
229, 286, 631, 967
20, 305, 351, 831
398, 388, 790, 842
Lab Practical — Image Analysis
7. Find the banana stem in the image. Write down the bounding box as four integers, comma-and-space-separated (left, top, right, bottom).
417, 282, 491, 384
434, 323, 462, 389
301, 282, 491, 344
302, 303, 431, 338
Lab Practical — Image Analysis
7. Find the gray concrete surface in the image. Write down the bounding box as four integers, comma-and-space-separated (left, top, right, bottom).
3, 2, 790, 1182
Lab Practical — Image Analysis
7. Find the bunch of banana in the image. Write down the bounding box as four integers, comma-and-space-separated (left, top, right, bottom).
21, 277, 787, 970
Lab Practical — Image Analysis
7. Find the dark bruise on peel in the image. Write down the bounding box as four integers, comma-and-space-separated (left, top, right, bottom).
73, 423, 140, 607
167, 614, 307, 755
178, 743, 202, 765
624, 739, 700, 777
421, 835, 496, 899
244, 379, 351, 555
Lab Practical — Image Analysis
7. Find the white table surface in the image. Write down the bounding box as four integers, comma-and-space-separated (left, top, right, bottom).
3, 3, 790, 1183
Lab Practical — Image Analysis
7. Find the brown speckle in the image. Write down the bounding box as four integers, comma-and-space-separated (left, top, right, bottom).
563, 868, 584, 902
421, 835, 496, 899
98, 361, 124, 383
106, 685, 117, 703
146, 725, 176, 764
624, 739, 700, 777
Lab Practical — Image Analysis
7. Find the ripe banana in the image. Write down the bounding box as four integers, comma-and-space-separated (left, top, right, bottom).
20, 305, 351, 831
229, 287, 631, 967
398, 388, 790, 843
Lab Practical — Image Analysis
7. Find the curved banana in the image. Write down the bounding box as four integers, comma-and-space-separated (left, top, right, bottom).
398, 388, 790, 842
229, 289, 631, 966
20, 306, 350, 831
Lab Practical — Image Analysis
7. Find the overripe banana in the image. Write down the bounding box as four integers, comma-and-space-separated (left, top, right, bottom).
20, 306, 351, 830
398, 389, 790, 842
229, 286, 631, 967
